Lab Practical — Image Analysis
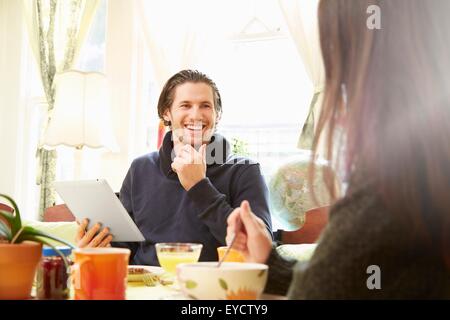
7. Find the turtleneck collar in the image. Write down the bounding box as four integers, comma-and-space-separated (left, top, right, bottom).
159, 130, 231, 178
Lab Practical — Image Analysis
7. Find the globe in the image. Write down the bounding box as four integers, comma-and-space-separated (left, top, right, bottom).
269, 154, 331, 231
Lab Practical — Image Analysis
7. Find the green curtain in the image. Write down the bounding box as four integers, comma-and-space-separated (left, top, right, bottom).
297, 90, 322, 150
35, 0, 85, 219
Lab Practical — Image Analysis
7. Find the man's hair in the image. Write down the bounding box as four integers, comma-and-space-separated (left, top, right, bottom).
157, 70, 222, 126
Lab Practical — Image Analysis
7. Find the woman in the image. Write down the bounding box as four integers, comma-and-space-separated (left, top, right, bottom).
227, 0, 450, 299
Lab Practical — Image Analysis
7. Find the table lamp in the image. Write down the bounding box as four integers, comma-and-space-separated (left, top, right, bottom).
41, 70, 119, 152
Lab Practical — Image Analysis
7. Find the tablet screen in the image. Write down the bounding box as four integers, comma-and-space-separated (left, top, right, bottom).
54, 179, 145, 242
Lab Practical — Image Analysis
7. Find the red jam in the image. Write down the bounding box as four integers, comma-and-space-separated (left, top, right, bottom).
36, 247, 72, 300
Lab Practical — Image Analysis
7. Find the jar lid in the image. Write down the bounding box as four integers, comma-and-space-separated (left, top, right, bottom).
42, 246, 72, 257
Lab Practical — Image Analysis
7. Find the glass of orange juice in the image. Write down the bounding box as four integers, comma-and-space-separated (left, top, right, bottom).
155, 243, 203, 275
217, 246, 245, 262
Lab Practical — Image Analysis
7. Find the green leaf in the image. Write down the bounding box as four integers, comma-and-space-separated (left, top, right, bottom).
17, 226, 75, 249
0, 194, 21, 235
0, 209, 14, 220
0, 220, 12, 240
0, 210, 15, 226
185, 280, 197, 289
219, 278, 228, 290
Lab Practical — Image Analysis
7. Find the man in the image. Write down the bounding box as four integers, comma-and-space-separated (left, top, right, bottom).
76, 70, 272, 265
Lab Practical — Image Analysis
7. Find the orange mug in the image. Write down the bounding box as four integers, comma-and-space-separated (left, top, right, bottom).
72, 248, 130, 300
217, 246, 245, 262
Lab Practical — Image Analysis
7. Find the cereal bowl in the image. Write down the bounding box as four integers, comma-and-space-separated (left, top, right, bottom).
176, 262, 268, 300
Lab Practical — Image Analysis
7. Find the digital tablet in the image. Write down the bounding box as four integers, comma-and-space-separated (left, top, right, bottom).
54, 179, 145, 242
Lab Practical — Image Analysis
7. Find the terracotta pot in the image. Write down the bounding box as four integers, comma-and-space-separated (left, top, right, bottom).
0, 241, 42, 299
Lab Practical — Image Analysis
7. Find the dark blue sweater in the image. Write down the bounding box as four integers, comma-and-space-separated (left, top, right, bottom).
114, 131, 273, 266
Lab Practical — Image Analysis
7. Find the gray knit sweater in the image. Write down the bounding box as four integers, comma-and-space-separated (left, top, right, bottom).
265, 175, 450, 299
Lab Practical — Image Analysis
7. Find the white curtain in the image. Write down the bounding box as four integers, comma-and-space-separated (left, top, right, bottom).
136, 0, 213, 90
0, 0, 38, 220
22, 0, 100, 70
278, 0, 324, 150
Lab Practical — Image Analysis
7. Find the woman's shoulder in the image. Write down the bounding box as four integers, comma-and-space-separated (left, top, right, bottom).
297, 175, 450, 299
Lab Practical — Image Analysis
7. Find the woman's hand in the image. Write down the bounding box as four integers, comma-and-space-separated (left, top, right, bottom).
75, 218, 113, 248
226, 200, 272, 263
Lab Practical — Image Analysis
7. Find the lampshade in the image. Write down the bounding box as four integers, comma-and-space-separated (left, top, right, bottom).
41, 70, 119, 152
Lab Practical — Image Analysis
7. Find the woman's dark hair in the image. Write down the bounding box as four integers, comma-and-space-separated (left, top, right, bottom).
157, 69, 222, 126
313, 0, 450, 265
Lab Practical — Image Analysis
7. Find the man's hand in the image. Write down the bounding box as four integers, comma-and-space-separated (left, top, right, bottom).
226, 201, 272, 263
75, 218, 113, 248
171, 144, 207, 191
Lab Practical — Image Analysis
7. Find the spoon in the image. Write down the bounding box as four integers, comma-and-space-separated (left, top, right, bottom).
217, 217, 242, 267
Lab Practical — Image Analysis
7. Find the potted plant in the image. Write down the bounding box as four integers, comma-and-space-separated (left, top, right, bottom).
231, 137, 250, 157
0, 193, 74, 299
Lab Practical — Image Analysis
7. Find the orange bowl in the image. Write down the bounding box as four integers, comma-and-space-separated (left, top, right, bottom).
217, 246, 245, 262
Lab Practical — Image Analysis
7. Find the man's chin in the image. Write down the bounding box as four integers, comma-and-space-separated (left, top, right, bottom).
181, 135, 207, 147
172, 127, 215, 146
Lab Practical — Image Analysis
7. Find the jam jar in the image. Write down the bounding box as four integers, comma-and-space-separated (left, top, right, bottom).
36, 246, 72, 300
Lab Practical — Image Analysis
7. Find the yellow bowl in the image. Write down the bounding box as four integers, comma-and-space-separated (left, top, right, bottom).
155, 243, 202, 274
217, 246, 245, 262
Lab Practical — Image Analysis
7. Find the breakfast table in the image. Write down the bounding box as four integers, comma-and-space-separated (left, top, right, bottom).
31, 271, 286, 300
25, 220, 311, 301
126, 282, 286, 300
129, 284, 286, 300
126, 278, 189, 300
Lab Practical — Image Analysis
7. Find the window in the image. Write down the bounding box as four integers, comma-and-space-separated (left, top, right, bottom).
211, 38, 311, 177
76, 0, 107, 73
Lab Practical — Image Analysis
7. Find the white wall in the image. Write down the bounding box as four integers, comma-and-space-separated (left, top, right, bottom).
0, 0, 25, 199
0, 0, 40, 219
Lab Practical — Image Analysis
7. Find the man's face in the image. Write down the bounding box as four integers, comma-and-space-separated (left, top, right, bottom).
163, 82, 218, 147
